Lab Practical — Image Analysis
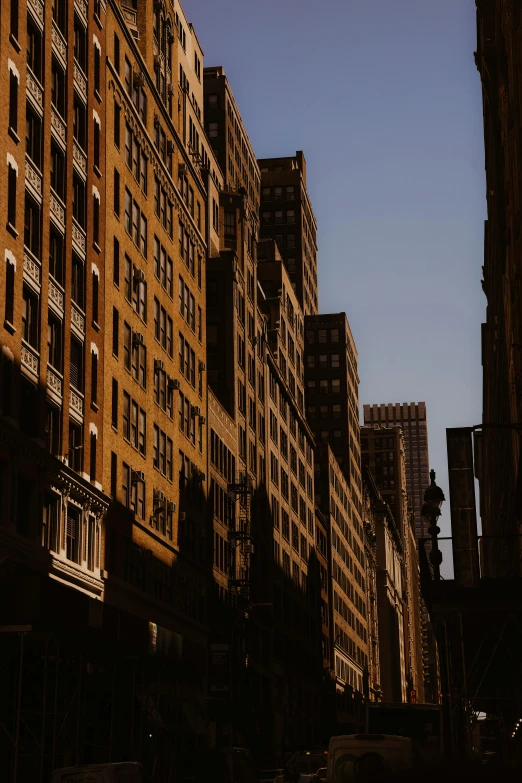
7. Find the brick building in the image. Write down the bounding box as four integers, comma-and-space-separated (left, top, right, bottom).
361, 425, 425, 703
259, 152, 318, 317
363, 402, 430, 541
474, 0, 522, 578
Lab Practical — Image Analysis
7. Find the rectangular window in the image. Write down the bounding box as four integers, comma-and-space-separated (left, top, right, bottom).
114, 168, 120, 215
114, 33, 120, 73
9, 72, 18, 134
112, 378, 118, 428
70, 337, 83, 392
7, 164, 17, 229
91, 350, 98, 404
22, 285, 39, 348
90, 432, 97, 482
24, 196, 41, 257
94, 44, 101, 93
47, 312, 62, 371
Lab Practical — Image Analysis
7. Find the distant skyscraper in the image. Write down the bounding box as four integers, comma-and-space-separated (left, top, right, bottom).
363, 403, 430, 541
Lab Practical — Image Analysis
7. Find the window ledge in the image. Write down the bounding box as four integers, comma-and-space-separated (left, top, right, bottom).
3, 320, 16, 335
94, 89, 102, 103
94, 14, 103, 30
8, 127, 20, 144
94, 165, 102, 178
6, 223, 18, 239
92, 320, 100, 332
93, 242, 101, 254
9, 34, 21, 52
91, 402, 100, 413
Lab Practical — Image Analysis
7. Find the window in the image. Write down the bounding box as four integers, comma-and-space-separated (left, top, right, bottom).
208, 122, 218, 138
22, 286, 39, 348
331, 353, 340, 368
24, 196, 41, 257
71, 254, 85, 309
224, 211, 236, 238
10, 0, 19, 40
114, 100, 121, 147
114, 32, 120, 73
91, 349, 98, 404
47, 312, 62, 370
123, 391, 130, 439
70, 337, 84, 391
42, 494, 59, 552
153, 425, 173, 480
94, 43, 101, 94
4, 258, 15, 325
73, 174, 86, 228
93, 194, 100, 246
66, 506, 81, 564
287, 209, 295, 224
74, 18, 86, 70
68, 419, 83, 472
112, 378, 118, 428
49, 227, 64, 284
90, 432, 97, 482
51, 60, 66, 118
26, 108, 42, 169
50, 143, 65, 201
46, 408, 61, 467
93, 120, 101, 170
9, 71, 18, 135
287, 234, 296, 249
113, 236, 120, 286
73, 98, 87, 149
7, 163, 17, 230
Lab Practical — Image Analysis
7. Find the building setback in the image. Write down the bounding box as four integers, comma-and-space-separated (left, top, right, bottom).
258, 152, 319, 317
363, 402, 430, 541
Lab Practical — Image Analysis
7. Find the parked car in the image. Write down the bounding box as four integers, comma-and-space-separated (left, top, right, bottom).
310, 767, 327, 783
260, 769, 284, 783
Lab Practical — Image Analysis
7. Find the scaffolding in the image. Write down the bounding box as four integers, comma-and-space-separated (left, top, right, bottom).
0, 629, 206, 782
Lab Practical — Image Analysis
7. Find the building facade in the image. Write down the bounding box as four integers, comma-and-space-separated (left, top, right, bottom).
361, 425, 424, 703
258, 152, 318, 317
363, 402, 430, 541
475, 0, 522, 578
315, 444, 368, 731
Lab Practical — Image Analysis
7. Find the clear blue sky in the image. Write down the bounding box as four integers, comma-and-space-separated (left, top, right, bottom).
186, 0, 487, 541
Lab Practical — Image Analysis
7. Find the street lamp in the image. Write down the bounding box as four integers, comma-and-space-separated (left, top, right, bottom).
421, 469, 445, 581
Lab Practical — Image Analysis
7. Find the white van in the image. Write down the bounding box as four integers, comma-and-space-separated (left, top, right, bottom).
327, 734, 417, 781
51, 762, 145, 783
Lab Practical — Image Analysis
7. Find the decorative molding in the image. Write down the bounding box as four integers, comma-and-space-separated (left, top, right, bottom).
50, 193, 66, 230
48, 278, 64, 313
23, 251, 41, 287
27, 0, 44, 28
52, 22, 68, 68
74, 0, 88, 26
73, 140, 87, 178
71, 303, 86, 336
70, 388, 84, 417
25, 158, 43, 199
47, 366, 63, 398
21, 343, 39, 377
51, 108, 67, 149
74, 62, 88, 103
72, 221, 86, 257
26, 69, 44, 113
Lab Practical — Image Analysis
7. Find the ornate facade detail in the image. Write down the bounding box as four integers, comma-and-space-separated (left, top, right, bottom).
70, 388, 84, 417
51, 22, 67, 67
48, 279, 64, 313
21, 343, 39, 377
23, 251, 41, 287
47, 366, 63, 397
27, 0, 44, 28
25, 158, 42, 199
26, 69, 44, 113
74, 62, 88, 103
51, 107, 67, 148
74, 0, 88, 25
50, 193, 65, 229
73, 140, 87, 178
71, 303, 86, 335
72, 221, 86, 256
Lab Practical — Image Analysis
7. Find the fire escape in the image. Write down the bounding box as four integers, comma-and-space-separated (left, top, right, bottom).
227, 471, 254, 606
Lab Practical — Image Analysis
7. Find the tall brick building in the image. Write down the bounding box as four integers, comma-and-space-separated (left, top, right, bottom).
474, 0, 522, 578
363, 402, 430, 541
259, 152, 319, 316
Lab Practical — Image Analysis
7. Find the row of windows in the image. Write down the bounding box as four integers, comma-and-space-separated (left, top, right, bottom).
306, 328, 341, 345
178, 275, 201, 338
261, 210, 296, 226
261, 185, 296, 202
332, 562, 366, 618
306, 352, 342, 370
210, 429, 236, 483
307, 378, 342, 395
307, 404, 342, 420
210, 479, 236, 528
